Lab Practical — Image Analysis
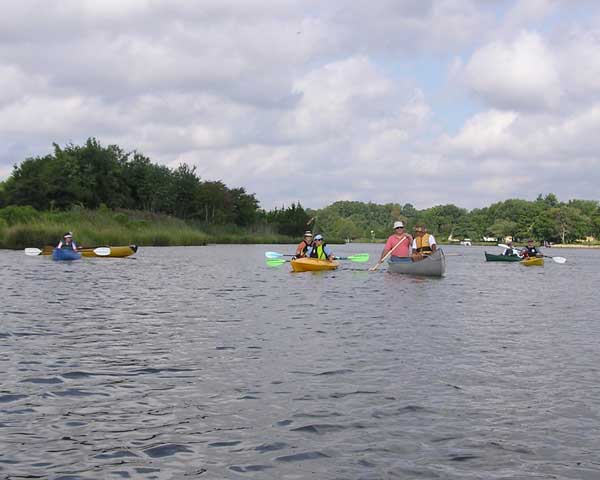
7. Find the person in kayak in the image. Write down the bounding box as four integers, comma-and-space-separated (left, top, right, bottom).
502, 241, 518, 256
411, 224, 437, 260
306, 234, 334, 260
521, 239, 542, 258
294, 231, 314, 258
378, 221, 412, 262
56, 232, 78, 252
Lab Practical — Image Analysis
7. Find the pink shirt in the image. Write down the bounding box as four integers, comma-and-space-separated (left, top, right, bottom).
384, 234, 411, 257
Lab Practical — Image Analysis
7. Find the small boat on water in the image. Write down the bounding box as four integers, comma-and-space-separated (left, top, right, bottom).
387, 249, 446, 277
521, 256, 544, 266
290, 257, 339, 272
52, 248, 81, 261
484, 252, 522, 262
41, 245, 138, 258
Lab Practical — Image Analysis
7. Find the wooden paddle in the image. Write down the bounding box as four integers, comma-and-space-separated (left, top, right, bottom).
369, 235, 408, 271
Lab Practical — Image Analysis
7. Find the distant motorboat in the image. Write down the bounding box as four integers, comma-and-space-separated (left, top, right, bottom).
460, 239, 472, 246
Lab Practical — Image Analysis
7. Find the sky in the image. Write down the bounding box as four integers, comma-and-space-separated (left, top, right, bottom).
1, 0, 599, 210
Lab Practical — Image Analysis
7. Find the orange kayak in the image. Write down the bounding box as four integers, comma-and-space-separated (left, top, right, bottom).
290, 258, 339, 272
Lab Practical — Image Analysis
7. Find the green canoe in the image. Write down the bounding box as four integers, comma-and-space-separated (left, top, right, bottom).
484, 251, 522, 262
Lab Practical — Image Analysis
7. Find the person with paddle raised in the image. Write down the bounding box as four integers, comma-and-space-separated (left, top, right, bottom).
56, 232, 78, 252
370, 221, 412, 271
411, 224, 436, 261
293, 231, 314, 259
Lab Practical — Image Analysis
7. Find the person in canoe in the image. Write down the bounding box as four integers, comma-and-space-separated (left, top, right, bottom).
411, 224, 437, 261
294, 231, 314, 259
521, 239, 542, 258
502, 241, 519, 256
378, 221, 412, 262
306, 234, 334, 260
56, 232, 78, 252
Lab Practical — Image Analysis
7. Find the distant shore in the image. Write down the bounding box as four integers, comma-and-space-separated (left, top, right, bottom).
548, 244, 600, 249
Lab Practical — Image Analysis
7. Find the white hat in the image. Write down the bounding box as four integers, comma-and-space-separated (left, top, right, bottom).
393, 221, 404, 229
314, 234, 324, 240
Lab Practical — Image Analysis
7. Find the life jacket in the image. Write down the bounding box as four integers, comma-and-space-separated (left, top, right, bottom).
414, 234, 433, 255
309, 243, 329, 260
58, 240, 76, 250
296, 240, 312, 257
523, 246, 539, 257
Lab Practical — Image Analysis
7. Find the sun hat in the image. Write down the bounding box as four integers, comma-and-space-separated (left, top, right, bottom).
393, 221, 404, 229
314, 234, 324, 240
64, 232, 73, 238
304, 231, 313, 237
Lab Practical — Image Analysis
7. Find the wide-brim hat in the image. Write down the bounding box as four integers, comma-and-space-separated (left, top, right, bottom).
303, 231, 313, 237
393, 221, 404, 229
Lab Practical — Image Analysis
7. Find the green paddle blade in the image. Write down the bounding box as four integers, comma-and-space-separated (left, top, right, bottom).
346, 253, 369, 262
266, 258, 287, 267
335, 253, 370, 262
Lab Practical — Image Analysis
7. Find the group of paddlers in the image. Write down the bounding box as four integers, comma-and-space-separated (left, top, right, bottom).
294, 231, 335, 260
377, 221, 437, 263
294, 221, 438, 263
502, 240, 542, 258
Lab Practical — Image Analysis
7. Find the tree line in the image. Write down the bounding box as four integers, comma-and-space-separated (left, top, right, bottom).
1, 139, 599, 243
313, 195, 600, 244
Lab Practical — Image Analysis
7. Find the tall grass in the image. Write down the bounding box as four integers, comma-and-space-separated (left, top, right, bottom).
0, 206, 296, 249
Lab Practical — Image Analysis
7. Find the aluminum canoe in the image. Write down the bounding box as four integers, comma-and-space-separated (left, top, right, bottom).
387, 249, 446, 277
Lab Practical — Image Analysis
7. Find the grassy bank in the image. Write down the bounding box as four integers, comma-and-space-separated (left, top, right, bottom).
0, 206, 295, 249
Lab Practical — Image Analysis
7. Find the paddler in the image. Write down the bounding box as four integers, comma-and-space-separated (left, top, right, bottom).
56, 232, 78, 252
294, 230, 314, 258
378, 221, 412, 262
306, 234, 334, 260
411, 224, 437, 261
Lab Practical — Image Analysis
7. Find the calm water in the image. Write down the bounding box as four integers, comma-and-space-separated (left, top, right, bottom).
1, 244, 600, 479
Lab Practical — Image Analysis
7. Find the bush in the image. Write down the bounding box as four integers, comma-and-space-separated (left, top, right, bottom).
3, 225, 63, 249
0, 205, 41, 226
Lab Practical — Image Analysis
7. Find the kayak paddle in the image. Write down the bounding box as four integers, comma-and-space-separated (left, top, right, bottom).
265, 251, 369, 262
24, 246, 111, 257
265, 251, 294, 259
266, 258, 288, 267
334, 253, 370, 262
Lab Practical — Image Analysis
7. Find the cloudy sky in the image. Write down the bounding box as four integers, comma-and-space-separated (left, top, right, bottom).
1, 0, 599, 210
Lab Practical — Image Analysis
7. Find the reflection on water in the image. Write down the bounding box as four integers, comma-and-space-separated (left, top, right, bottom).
1, 245, 600, 479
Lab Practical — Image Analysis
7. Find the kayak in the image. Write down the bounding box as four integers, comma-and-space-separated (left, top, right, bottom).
80, 245, 138, 258
290, 257, 339, 272
485, 252, 522, 262
41, 245, 138, 258
388, 249, 446, 277
52, 248, 81, 261
521, 256, 544, 266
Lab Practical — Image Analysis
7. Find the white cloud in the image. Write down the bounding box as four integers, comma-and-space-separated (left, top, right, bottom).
464, 31, 562, 111
1, 1, 600, 210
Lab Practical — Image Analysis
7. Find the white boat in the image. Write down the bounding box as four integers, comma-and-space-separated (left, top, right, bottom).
387, 249, 446, 277
460, 239, 472, 246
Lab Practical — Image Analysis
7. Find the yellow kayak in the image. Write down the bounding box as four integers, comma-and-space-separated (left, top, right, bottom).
521, 256, 544, 266
290, 258, 339, 272
40, 245, 138, 258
